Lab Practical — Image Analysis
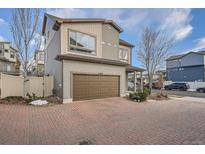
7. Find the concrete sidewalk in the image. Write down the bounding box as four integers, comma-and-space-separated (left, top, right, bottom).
171, 96, 205, 103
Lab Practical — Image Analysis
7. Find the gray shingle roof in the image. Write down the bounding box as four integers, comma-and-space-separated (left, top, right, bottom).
166, 50, 205, 61
42, 13, 123, 34
119, 39, 135, 48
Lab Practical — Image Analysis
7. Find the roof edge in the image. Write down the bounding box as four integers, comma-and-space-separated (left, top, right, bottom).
55, 54, 129, 66
166, 51, 205, 61
43, 13, 123, 33
119, 39, 135, 48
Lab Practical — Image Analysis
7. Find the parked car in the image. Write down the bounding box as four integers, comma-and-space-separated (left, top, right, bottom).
144, 81, 163, 89
196, 87, 205, 93
164, 83, 190, 91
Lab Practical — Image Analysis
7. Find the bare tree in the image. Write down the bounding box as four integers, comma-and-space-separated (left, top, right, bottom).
137, 27, 174, 92
10, 9, 41, 97
10, 8, 40, 76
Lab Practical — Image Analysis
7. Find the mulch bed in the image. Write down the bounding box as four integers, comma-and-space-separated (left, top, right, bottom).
0, 96, 61, 106
148, 93, 169, 101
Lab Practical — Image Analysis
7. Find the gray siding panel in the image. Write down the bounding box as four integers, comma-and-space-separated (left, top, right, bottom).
45, 30, 62, 98
181, 53, 204, 67
167, 65, 205, 82
167, 53, 204, 68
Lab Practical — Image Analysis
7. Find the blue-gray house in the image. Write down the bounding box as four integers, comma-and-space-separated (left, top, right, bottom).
166, 51, 205, 82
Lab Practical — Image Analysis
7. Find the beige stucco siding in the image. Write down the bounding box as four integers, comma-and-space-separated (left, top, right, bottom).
60, 23, 103, 58
62, 60, 126, 102
102, 24, 119, 60
0, 60, 16, 72
0, 43, 17, 63
44, 30, 62, 97
119, 45, 131, 64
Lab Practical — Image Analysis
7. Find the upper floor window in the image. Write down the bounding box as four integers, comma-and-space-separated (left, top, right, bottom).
119, 48, 128, 62
0, 44, 3, 49
39, 53, 44, 61
10, 51, 15, 58
69, 30, 96, 55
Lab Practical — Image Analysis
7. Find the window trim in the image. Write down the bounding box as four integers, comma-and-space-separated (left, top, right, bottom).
119, 48, 129, 62
0, 44, 3, 49
10, 51, 15, 58
38, 53, 44, 61
68, 29, 97, 56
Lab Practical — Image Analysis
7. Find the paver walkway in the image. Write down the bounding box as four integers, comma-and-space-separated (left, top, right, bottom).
0, 97, 205, 144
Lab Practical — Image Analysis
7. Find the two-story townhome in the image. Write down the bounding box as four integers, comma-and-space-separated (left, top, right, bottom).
42, 14, 144, 103
166, 51, 205, 82
33, 50, 44, 75
0, 42, 19, 75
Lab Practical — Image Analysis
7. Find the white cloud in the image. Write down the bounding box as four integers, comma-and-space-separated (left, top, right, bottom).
0, 35, 6, 41
46, 8, 193, 41
30, 33, 45, 51
0, 18, 7, 26
160, 9, 193, 41
91, 9, 148, 29
191, 37, 205, 51
46, 8, 87, 18
0, 18, 8, 42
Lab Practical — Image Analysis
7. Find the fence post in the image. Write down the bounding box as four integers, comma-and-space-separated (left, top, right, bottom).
43, 76, 45, 98
0, 73, 2, 99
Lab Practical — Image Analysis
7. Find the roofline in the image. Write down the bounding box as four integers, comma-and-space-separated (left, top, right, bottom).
119, 39, 135, 48
0, 42, 18, 52
166, 51, 205, 61
10, 46, 18, 52
126, 65, 145, 72
0, 41, 10, 43
55, 54, 129, 66
42, 15, 48, 35
42, 13, 123, 35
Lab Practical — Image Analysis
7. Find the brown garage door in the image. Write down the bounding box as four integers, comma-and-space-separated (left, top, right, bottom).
73, 74, 120, 101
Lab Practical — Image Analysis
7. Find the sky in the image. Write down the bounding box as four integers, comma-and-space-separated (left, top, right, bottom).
0, 8, 205, 68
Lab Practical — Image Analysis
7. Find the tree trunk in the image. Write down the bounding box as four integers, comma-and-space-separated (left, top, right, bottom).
148, 73, 153, 94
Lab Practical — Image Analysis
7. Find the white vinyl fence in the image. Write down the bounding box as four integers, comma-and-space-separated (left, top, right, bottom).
0, 73, 53, 99
163, 81, 205, 90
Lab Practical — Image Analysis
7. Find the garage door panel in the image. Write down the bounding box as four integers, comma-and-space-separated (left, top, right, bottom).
73, 74, 119, 101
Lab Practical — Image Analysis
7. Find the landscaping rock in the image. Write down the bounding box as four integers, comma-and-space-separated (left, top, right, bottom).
29, 100, 48, 106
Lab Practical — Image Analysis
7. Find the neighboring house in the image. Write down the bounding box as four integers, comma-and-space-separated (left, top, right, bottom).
0, 42, 20, 75
42, 13, 144, 103
143, 70, 166, 83
33, 50, 44, 75
166, 51, 205, 82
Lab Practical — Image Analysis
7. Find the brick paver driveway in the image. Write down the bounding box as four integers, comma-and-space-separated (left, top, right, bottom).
0, 97, 205, 145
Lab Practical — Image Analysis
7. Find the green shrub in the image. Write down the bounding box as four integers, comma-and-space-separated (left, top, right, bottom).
129, 92, 140, 101
143, 88, 151, 97
129, 90, 149, 102
26, 93, 42, 103
129, 88, 151, 102
137, 92, 147, 102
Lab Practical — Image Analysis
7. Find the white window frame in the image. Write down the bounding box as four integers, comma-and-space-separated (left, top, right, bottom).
119, 48, 129, 62
6, 64, 11, 71
38, 53, 44, 61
